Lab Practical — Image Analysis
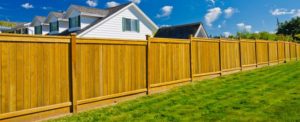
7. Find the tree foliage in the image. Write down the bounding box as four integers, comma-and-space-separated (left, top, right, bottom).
227, 32, 293, 41
277, 17, 300, 41
0, 21, 16, 27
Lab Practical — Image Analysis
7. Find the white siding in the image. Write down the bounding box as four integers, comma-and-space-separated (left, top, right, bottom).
27, 27, 34, 35
80, 6, 155, 40
68, 10, 98, 31
49, 16, 69, 34
81, 15, 98, 29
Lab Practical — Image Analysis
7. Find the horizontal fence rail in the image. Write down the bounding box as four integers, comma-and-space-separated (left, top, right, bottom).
0, 33, 299, 121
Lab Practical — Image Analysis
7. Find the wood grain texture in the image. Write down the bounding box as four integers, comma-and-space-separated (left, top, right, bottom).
148, 38, 191, 89
0, 34, 299, 121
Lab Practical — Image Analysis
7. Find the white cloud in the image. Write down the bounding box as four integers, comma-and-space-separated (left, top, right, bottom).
156, 6, 173, 18
218, 24, 222, 28
129, 0, 141, 4
270, 8, 300, 16
254, 31, 260, 34
106, 1, 120, 8
224, 7, 238, 18
42, 6, 52, 10
223, 32, 232, 38
204, 7, 222, 27
237, 23, 252, 32
294, 10, 300, 17
21, 3, 34, 9
86, 0, 97, 7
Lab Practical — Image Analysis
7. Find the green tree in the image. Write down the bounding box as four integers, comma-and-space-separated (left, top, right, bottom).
277, 17, 300, 41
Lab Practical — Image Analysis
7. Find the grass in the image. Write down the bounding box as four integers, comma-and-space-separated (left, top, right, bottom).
50, 62, 300, 122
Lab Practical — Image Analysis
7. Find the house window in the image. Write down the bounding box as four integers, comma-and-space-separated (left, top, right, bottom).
22, 28, 28, 34
34, 25, 42, 35
69, 16, 80, 28
122, 18, 140, 32
50, 21, 59, 32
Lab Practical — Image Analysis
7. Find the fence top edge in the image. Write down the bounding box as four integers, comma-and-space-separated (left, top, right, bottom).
150, 37, 189, 42
0, 33, 71, 39
77, 37, 147, 42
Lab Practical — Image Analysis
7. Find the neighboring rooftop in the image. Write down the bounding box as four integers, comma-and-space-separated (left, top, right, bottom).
69, 4, 109, 17
51, 12, 65, 19
58, 2, 132, 35
33, 16, 47, 23
155, 22, 206, 39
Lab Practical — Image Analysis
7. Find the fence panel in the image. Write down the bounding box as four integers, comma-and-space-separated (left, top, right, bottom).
149, 38, 191, 90
297, 44, 300, 60
192, 38, 220, 77
221, 40, 241, 71
256, 41, 269, 65
75, 38, 147, 111
290, 43, 297, 60
241, 40, 256, 67
285, 42, 291, 61
269, 42, 279, 63
0, 34, 71, 121
278, 42, 285, 62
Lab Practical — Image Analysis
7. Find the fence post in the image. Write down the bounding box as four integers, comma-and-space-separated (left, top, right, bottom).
189, 35, 194, 82
146, 35, 151, 95
219, 37, 223, 76
289, 42, 292, 60
255, 39, 258, 67
267, 41, 270, 65
284, 42, 286, 63
277, 41, 280, 64
296, 43, 298, 61
70, 33, 77, 113
239, 38, 243, 71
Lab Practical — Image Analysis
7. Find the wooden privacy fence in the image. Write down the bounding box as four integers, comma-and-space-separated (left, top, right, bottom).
0, 33, 300, 121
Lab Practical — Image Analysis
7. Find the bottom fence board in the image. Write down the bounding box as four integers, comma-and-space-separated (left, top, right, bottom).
0, 104, 71, 122
78, 92, 147, 112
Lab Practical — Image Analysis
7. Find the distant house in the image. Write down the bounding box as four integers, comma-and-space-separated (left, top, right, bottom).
45, 12, 69, 35
155, 22, 208, 39
0, 26, 12, 33
59, 3, 158, 40
31, 16, 49, 35
9, 23, 34, 34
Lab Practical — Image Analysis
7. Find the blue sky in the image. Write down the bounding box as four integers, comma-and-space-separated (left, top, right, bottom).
0, 0, 299, 36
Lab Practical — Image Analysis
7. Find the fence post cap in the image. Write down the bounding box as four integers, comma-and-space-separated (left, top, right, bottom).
71, 33, 77, 36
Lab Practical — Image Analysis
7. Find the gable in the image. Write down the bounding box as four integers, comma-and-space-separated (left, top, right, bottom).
78, 3, 158, 37
195, 25, 208, 38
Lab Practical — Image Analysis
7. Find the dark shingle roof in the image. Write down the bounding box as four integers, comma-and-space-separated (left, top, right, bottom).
155, 22, 203, 39
51, 12, 64, 19
69, 5, 109, 17
35, 16, 46, 22
57, 3, 132, 36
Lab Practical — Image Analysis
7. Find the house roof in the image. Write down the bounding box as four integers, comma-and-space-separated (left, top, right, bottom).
58, 3, 131, 36
155, 22, 205, 39
34, 16, 46, 23
45, 12, 66, 23
68, 4, 109, 17
51, 12, 64, 19
31, 16, 47, 26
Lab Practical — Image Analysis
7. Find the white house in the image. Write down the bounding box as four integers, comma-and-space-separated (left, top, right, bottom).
45, 12, 69, 35
31, 16, 49, 35
59, 2, 158, 40
3, 23, 34, 34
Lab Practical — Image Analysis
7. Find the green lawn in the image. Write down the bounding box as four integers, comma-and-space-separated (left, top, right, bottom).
50, 62, 300, 122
